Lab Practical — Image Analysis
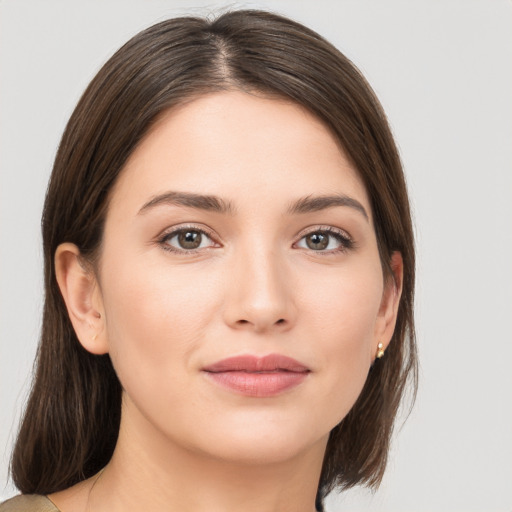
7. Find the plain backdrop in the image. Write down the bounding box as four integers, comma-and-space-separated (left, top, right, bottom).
1, 1, 511, 510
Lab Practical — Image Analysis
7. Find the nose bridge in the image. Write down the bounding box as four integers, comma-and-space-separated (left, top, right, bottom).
224, 236, 295, 332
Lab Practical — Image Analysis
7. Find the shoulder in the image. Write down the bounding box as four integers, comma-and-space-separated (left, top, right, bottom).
0, 495, 60, 512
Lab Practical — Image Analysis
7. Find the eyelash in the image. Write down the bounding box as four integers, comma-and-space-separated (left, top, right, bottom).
157, 225, 355, 255
157, 224, 219, 254
294, 226, 355, 255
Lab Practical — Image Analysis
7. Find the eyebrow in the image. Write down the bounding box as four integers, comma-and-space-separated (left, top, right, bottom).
138, 190, 368, 221
138, 191, 235, 215
287, 194, 369, 221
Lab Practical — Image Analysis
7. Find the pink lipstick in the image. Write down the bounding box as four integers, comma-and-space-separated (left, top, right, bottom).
202, 354, 310, 397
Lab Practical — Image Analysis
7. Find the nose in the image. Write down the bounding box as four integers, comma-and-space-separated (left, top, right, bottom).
222, 245, 296, 334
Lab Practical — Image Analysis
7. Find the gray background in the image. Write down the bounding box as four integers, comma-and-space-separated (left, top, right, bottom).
1, 0, 511, 510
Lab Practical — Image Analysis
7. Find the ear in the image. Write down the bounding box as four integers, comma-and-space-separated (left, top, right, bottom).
54, 243, 108, 355
373, 251, 403, 359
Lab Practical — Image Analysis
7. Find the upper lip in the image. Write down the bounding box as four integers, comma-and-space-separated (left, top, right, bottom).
202, 353, 310, 373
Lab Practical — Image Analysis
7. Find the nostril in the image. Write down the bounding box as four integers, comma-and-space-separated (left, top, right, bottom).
276, 319, 286, 325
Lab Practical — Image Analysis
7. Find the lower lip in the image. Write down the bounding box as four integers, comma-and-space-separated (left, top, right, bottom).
204, 371, 309, 397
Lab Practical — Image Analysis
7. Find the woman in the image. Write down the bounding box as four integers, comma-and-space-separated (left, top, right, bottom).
2, 9, 416, 512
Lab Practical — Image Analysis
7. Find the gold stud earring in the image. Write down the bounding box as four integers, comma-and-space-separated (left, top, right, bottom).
376, 343, 385, 359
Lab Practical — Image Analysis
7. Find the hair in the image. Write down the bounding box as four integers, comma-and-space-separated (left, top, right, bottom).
11, 9, 417, 508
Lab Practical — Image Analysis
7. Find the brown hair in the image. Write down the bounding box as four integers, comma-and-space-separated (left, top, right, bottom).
11, 9, 417, 506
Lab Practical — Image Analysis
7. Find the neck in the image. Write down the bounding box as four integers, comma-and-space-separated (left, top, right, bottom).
87, 403, 327, 512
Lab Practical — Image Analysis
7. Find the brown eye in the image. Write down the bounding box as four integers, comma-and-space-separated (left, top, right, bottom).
296, 228, 354, 253
161, 228, 216, 253
305, 232, 329, 250
178, 230, 202, 249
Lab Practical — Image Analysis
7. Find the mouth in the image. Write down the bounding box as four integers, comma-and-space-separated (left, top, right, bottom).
202, 353, 310, 397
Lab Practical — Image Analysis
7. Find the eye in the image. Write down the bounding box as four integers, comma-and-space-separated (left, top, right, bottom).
159, 227, 217, 253
295, 228, 354, 253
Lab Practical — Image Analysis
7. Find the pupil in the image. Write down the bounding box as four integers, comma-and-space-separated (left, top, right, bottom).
178, 231, 201, 249
307, 232, 328, 250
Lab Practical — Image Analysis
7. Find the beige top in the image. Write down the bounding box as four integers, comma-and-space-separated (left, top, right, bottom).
0, 495, 59, 512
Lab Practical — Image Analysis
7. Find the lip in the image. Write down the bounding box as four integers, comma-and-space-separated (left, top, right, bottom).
202, 354, 310, 397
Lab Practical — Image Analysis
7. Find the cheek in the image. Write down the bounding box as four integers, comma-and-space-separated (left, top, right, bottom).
299, 260, 383, 421
99, 255, 221, 394
302, 258, 383, 350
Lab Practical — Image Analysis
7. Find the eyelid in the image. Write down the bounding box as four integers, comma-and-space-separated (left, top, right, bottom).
294, 224, 353, 241
293, 225, 355, 253
156, 223, 221, 253
154, 223, 355, 255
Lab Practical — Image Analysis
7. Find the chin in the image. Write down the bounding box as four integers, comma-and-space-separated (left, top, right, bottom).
184, 411, 331, 466
205, 432, 325, 466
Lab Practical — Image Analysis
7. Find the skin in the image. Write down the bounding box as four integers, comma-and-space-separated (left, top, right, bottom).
51, 91, 402, 512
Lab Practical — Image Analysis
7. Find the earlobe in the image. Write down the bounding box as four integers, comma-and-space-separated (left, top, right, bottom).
54, 243, 108, 355
373, 251, 403, 358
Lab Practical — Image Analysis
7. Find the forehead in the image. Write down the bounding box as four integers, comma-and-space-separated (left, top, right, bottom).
108, 90, 371, 218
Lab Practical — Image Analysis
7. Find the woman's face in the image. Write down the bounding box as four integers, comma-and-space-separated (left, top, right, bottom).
91, 91, 400, 464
